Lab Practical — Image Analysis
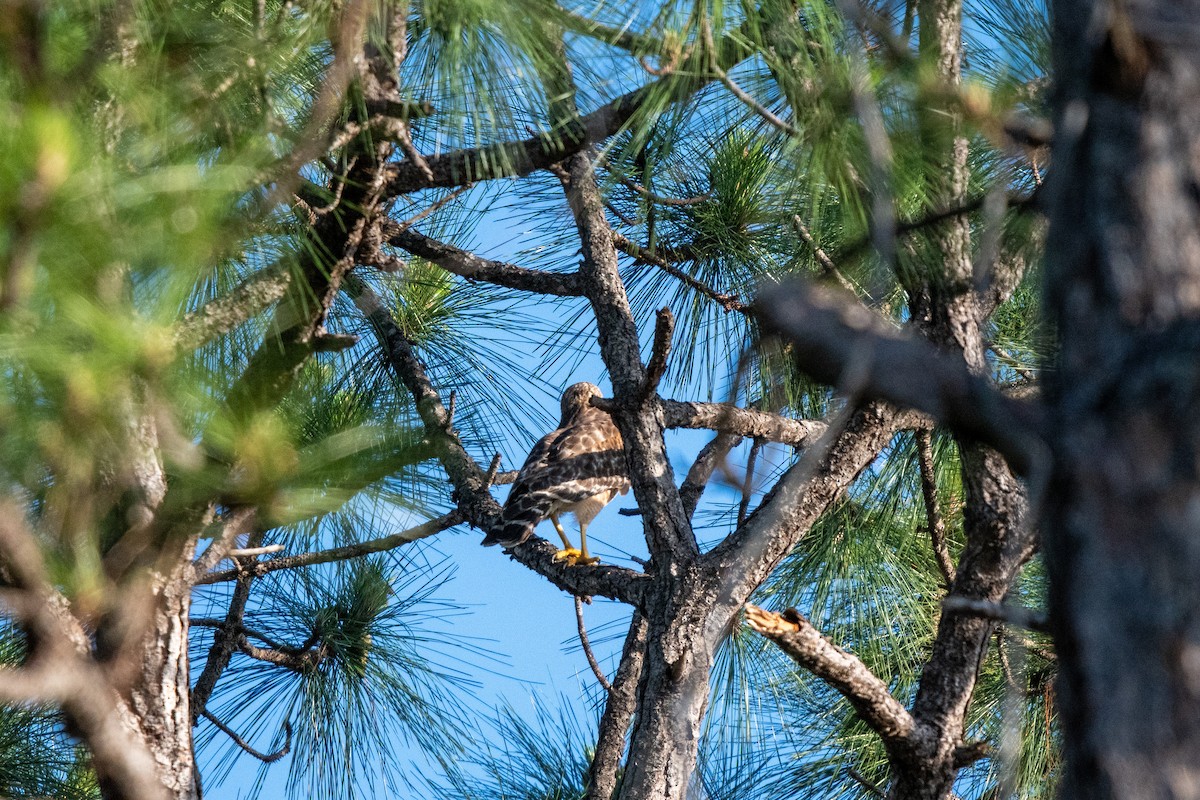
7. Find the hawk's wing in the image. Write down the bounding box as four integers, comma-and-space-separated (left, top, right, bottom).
482, 408, 628, 547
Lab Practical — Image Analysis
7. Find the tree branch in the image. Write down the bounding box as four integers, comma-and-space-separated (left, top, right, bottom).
195, 513, 462, 585
680, 432, 741, 519
641, 306, 674, 402
387, 227, 583, 296
575, 596, 613, 692
174, 263, 292, 352
584, 613, 648, 800
917, 429, 956, 588
380, 25, 756, 196
941, 597, 1049, 634
754, 279, 1044, 474
660, 398, 827, 447
745, 605, 919, 746
611, 232, 748, 313
200, 710, 291, 763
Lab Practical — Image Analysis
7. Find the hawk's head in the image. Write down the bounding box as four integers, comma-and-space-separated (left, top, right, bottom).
559, 382, 602, 423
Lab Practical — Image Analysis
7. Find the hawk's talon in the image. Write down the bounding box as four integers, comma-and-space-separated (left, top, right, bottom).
553, 547, 583, 564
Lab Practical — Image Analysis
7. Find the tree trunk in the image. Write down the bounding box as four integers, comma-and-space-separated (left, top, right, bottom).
616, 571, 720, 800
1044, 1, 1200, 797
120, 547, 198, 800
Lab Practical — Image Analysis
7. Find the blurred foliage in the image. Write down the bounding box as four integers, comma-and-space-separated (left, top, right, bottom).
0, 0, 1053, 797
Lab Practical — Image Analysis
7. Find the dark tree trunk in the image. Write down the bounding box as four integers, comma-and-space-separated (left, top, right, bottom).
1045, 0, 1200, 796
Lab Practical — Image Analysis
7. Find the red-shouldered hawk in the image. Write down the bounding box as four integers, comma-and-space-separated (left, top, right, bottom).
481, 382, 630, 564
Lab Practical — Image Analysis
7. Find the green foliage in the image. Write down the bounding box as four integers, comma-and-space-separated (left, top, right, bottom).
0, 0, 1056, 796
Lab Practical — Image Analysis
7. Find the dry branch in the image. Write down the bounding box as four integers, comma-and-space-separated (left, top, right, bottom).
745, 605, 918, 744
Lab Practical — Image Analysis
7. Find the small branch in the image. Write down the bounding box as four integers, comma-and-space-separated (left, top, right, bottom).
680, 433, 742, 519
754, 279, 1045, 475
483, 453, 503, 488
737, 438, 763, 526
616, 174, 710, 206
225, 544, 284, 558
575, 596, 613, 692
702, 17, 799, 137
611, 232, 748, 313
941, 597, 1050, 634
387, 227, 583, 296
792, 215, 857, 293
641, 307, 675, 402
847, 768, 887, 798
200, 710, 291, 763
916, 430, 956, 588
746, 605, 918, 745
196, 513, 462, 584
584, 614, 648, 800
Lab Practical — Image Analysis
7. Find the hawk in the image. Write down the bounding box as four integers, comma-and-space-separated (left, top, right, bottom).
482, 382, 630, 565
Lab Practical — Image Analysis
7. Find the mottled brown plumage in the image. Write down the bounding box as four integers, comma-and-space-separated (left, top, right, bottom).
482, 383, 629, 563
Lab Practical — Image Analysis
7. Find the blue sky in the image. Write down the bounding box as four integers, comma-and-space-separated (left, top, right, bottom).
200, 186, 766, 798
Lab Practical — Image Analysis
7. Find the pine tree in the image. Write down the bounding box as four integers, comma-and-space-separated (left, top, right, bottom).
2, 1, 1193, 799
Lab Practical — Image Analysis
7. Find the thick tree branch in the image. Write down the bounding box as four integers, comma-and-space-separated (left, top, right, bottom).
755, 279, 1044, 474
387, 227, 583, 296
380, 27, 755, 196
661, 398, 826, 448
746, 605, 920, 747
174, 263, 292, 352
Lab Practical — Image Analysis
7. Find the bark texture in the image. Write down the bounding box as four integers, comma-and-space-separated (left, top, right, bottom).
1045, 1, 1200, 797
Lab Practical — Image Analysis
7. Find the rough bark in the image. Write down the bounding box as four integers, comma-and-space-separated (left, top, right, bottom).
1044, 1, 1200, 796
124, 545, 199, 800
585, 614, 648, 800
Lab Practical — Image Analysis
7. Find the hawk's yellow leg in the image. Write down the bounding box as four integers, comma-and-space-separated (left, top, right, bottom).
576, 523, 600, 566
550, 514, 583, 563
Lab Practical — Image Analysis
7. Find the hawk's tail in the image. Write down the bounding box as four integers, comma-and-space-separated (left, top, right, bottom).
481, 492, 554, 548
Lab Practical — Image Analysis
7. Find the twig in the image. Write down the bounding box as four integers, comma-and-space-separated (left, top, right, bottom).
989, 344, 1036, 382
611, 232, 748, 313
446, 390, 457, 428
196, 513, 462, 584
200, 710, 292, 763
483, 453, 503, 488
847, 768, 886, 798
390, 184, 473, 236
642, 307, 675, 402
575, 596, 613, 692
737, 439, 763, 526
701, 17, 799, 137
941, 597, 1049, 633
225, 544, 284, 558
792, 215, 858, 293
611, 171, 710, 206
916, 430, 956, 588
